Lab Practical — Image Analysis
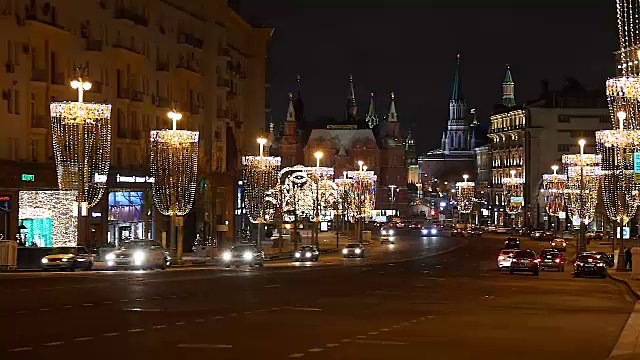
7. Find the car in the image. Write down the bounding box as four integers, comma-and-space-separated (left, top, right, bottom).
550, 238, 567, 252
509, 250, 540, 275
41, 246, 94, 271
466, 228, 483, 237
222, 244, 265, 268
497, 249, 517, 269
409, 222, 422, 229
586, 231, 605, 241
573, 253, 607, 278
380, 226, 395, 238
452, 228, 465, 237
583, 251, 614, 268
381, 236, 396, 244
106, 240, 170, 270
542, 232, 556, 241
495, 227, 509, 234
342, 243, 365, 258
294, 245, 319, 262
421, 225, 439, 237
504, 237, 520, 250
539, 251, 565, 272
531, 230, 544, 240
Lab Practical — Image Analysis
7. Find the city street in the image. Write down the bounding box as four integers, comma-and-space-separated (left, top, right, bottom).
0, 232, 633, 360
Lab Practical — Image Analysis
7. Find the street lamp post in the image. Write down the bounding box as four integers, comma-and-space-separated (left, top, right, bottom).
578, 139, 587, 253
388, 184, 397, 218
314, 151, 323, 246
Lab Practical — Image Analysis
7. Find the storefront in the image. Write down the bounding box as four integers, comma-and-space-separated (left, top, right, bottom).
18, 190, 77, 247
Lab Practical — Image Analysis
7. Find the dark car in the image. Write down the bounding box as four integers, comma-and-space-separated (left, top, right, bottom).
222, 244, 265, 268
294, 245, 319, 262
509, 250, 540, 275
466, 228, 483, 237
342, 243, 365, 258
583, 251, 614, 268
504, 237, 520, 250
41, 246, 94, 271
452, 228, 465, 237
539, 251, 565, 272
573, 253, 607, 278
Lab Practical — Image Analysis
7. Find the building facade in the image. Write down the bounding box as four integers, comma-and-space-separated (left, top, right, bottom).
488, 71, 610, 229
0, 0, 270, 248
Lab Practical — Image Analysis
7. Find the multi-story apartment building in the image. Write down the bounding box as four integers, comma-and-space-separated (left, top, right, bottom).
488, 69, 610, 229
0, 0, 270, 248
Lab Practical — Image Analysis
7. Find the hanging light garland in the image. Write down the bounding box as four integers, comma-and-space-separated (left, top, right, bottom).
542, 165, 567, 216
562, 142, 601, 225
501, 170, 524, 214
336, 177, 357, 222
242, 154, 281, 223
347, 170, 377, 219
150, 110, 199, 216
455, 175, 475, 214
279, 166, 335, 219
50, 76, 111, 209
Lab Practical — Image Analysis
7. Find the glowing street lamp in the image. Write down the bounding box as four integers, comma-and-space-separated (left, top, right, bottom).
358, 160, 364, 172
313, 151, 324, 244
257, 136, 267, 157
314, 151, 323, 168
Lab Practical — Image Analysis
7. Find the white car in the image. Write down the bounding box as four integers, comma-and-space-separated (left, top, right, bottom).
497, 249, 516, 269
106, 240, 170, 270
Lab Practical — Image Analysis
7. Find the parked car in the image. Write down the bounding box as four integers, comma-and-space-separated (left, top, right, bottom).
509, 250, 540, 275
342, 243, 365, 258
504, 237, 520, 250
583, 251, 614, 268
105, 240, 169, 270
294, 245, 319, 262
466, 228, 483, 237
573, 253, 607, 278
41, 246, 94, 271
586, 231, 605, 241
222, 244, 265, 268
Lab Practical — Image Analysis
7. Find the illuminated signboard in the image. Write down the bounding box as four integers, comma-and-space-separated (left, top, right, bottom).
21, 174, 35, 182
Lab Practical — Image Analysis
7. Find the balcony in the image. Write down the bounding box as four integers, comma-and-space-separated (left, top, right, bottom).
85, 38, 103, 52
156, 60, 170, 72
114, 7, 148, 27
155, 96, 170, 108
131, 90, 144, 102
112, 41, 143, 57
217, 109, 230, 119
117, 88, 130, 100
30, 68, 47, 82
31, 114, 47, 129
25, 8, 67, 32
176, 61, 201, 75
51, 72, 66, 86
217, 78, 230, 89
178, 32, 204, 49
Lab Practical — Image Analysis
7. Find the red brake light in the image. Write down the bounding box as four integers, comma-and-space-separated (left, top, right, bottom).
554, 258, 561, 263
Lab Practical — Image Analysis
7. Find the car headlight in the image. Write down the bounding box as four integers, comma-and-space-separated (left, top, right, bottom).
294, 252, 301, 258
133, 251, 145, 265
431, 229, 437, 234
243, 251, 253, 261
354, 248, 362, 254
389, 230, 394, 235
421, 229, 427, 234
305, 252, 312, 258
381, 230, 387, 235
106, 253, 116, 261
342, 248, 348, 254
41, 258, 48, 264
222, 252, 232, 261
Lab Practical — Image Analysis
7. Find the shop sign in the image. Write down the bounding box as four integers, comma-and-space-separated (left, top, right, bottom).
94, 174, 107, 183
21, 173, 35, 182
116, 174, 154, 183
0, 196, 10, 212
327, 124, 357, 130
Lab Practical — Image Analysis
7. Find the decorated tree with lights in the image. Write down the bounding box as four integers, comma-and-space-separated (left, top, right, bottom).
50, 70, 111, 246
150, 109, 199, 261
456, 175, 475, 220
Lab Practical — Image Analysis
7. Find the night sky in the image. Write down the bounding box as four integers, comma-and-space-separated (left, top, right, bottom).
237, 1, 618, 154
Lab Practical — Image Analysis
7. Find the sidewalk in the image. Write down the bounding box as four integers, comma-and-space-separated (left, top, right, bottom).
605, 268, 640, 358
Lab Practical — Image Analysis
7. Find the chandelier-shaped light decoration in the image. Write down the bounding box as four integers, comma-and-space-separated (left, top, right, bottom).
542, 165, 567, 216
562, 141, 601, 225
596, 111, 640, 224
150, 110, 199, 216
501, 170, 524, 214
280, 166, 334, 219
336, 176, 357, 222
455, 175, 475, 214
50, 77, 111, 209
347, 170, 377, 218
242, 152, 281, 223
615, 0, 640, 77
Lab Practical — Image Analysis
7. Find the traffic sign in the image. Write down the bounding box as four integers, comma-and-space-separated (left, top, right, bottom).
618, 227, 631, 239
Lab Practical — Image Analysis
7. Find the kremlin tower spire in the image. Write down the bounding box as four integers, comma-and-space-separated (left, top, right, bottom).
387, 92, 398, 122
366, 92, 379, 128
345, 74, 358, 122
442, 54, 472, 154
293, 74, 305, 125
502, 65, 515, 107
283, 93, 297, 138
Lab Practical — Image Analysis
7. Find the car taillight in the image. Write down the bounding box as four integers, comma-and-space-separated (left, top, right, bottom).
534, 258, 541, 263
555, 258, 561, 263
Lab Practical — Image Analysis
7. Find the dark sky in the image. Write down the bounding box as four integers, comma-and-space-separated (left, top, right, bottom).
237, 1, 618, 154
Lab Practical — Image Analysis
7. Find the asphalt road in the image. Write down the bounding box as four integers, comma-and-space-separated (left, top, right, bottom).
0, 232, 634, 360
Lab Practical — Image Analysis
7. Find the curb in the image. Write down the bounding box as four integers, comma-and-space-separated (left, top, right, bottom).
608, 272, 640, 300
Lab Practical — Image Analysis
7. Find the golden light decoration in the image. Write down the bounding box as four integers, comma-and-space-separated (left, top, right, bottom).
596, 111, 640, 225
455, 175, 475, 214
614, 0, 640, 77
336, 176, 357, 222
606, 77, 640, 130
50, 78, 111, 210
280, 166, 335, 220
501, 170, 524, 214
242, 155, 281, 223
562, 141, 601, 225
347, 170, 377, 219
18, 190, 78, 247
150, 110, 199, 216
542, 165, 567, 216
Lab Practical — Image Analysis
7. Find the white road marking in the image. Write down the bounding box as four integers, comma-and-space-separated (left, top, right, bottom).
264, 284, 281, 288
176, 321, 185, 325
368, 331, 379, 335
103, 332, 120, 336
214, 316, 224, 319
287, 307, 323, 311
102, 301, 113, 304
308, 348, 324, 352
153, 325, 167, 329
381, 328, 390, 331
128, 329, 144, 333
288, 354, 305, 358
8, 347, 32, 352
154, 296, 162, 299
43, 341, 64, 346
245, 311, 253, 314
326, 343, 339, 347
40, 308, 50, 311
230, 313, 237, 316
196, 319, 205, 322
82, 303, 93, 307
74, 337, 94, 341
178, 344, 232, 348
120, 299, 129, 302
355, 340, 408, 345
356, 335, 367, 338
341, 339, 352, 342
16, 310, 28, 314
